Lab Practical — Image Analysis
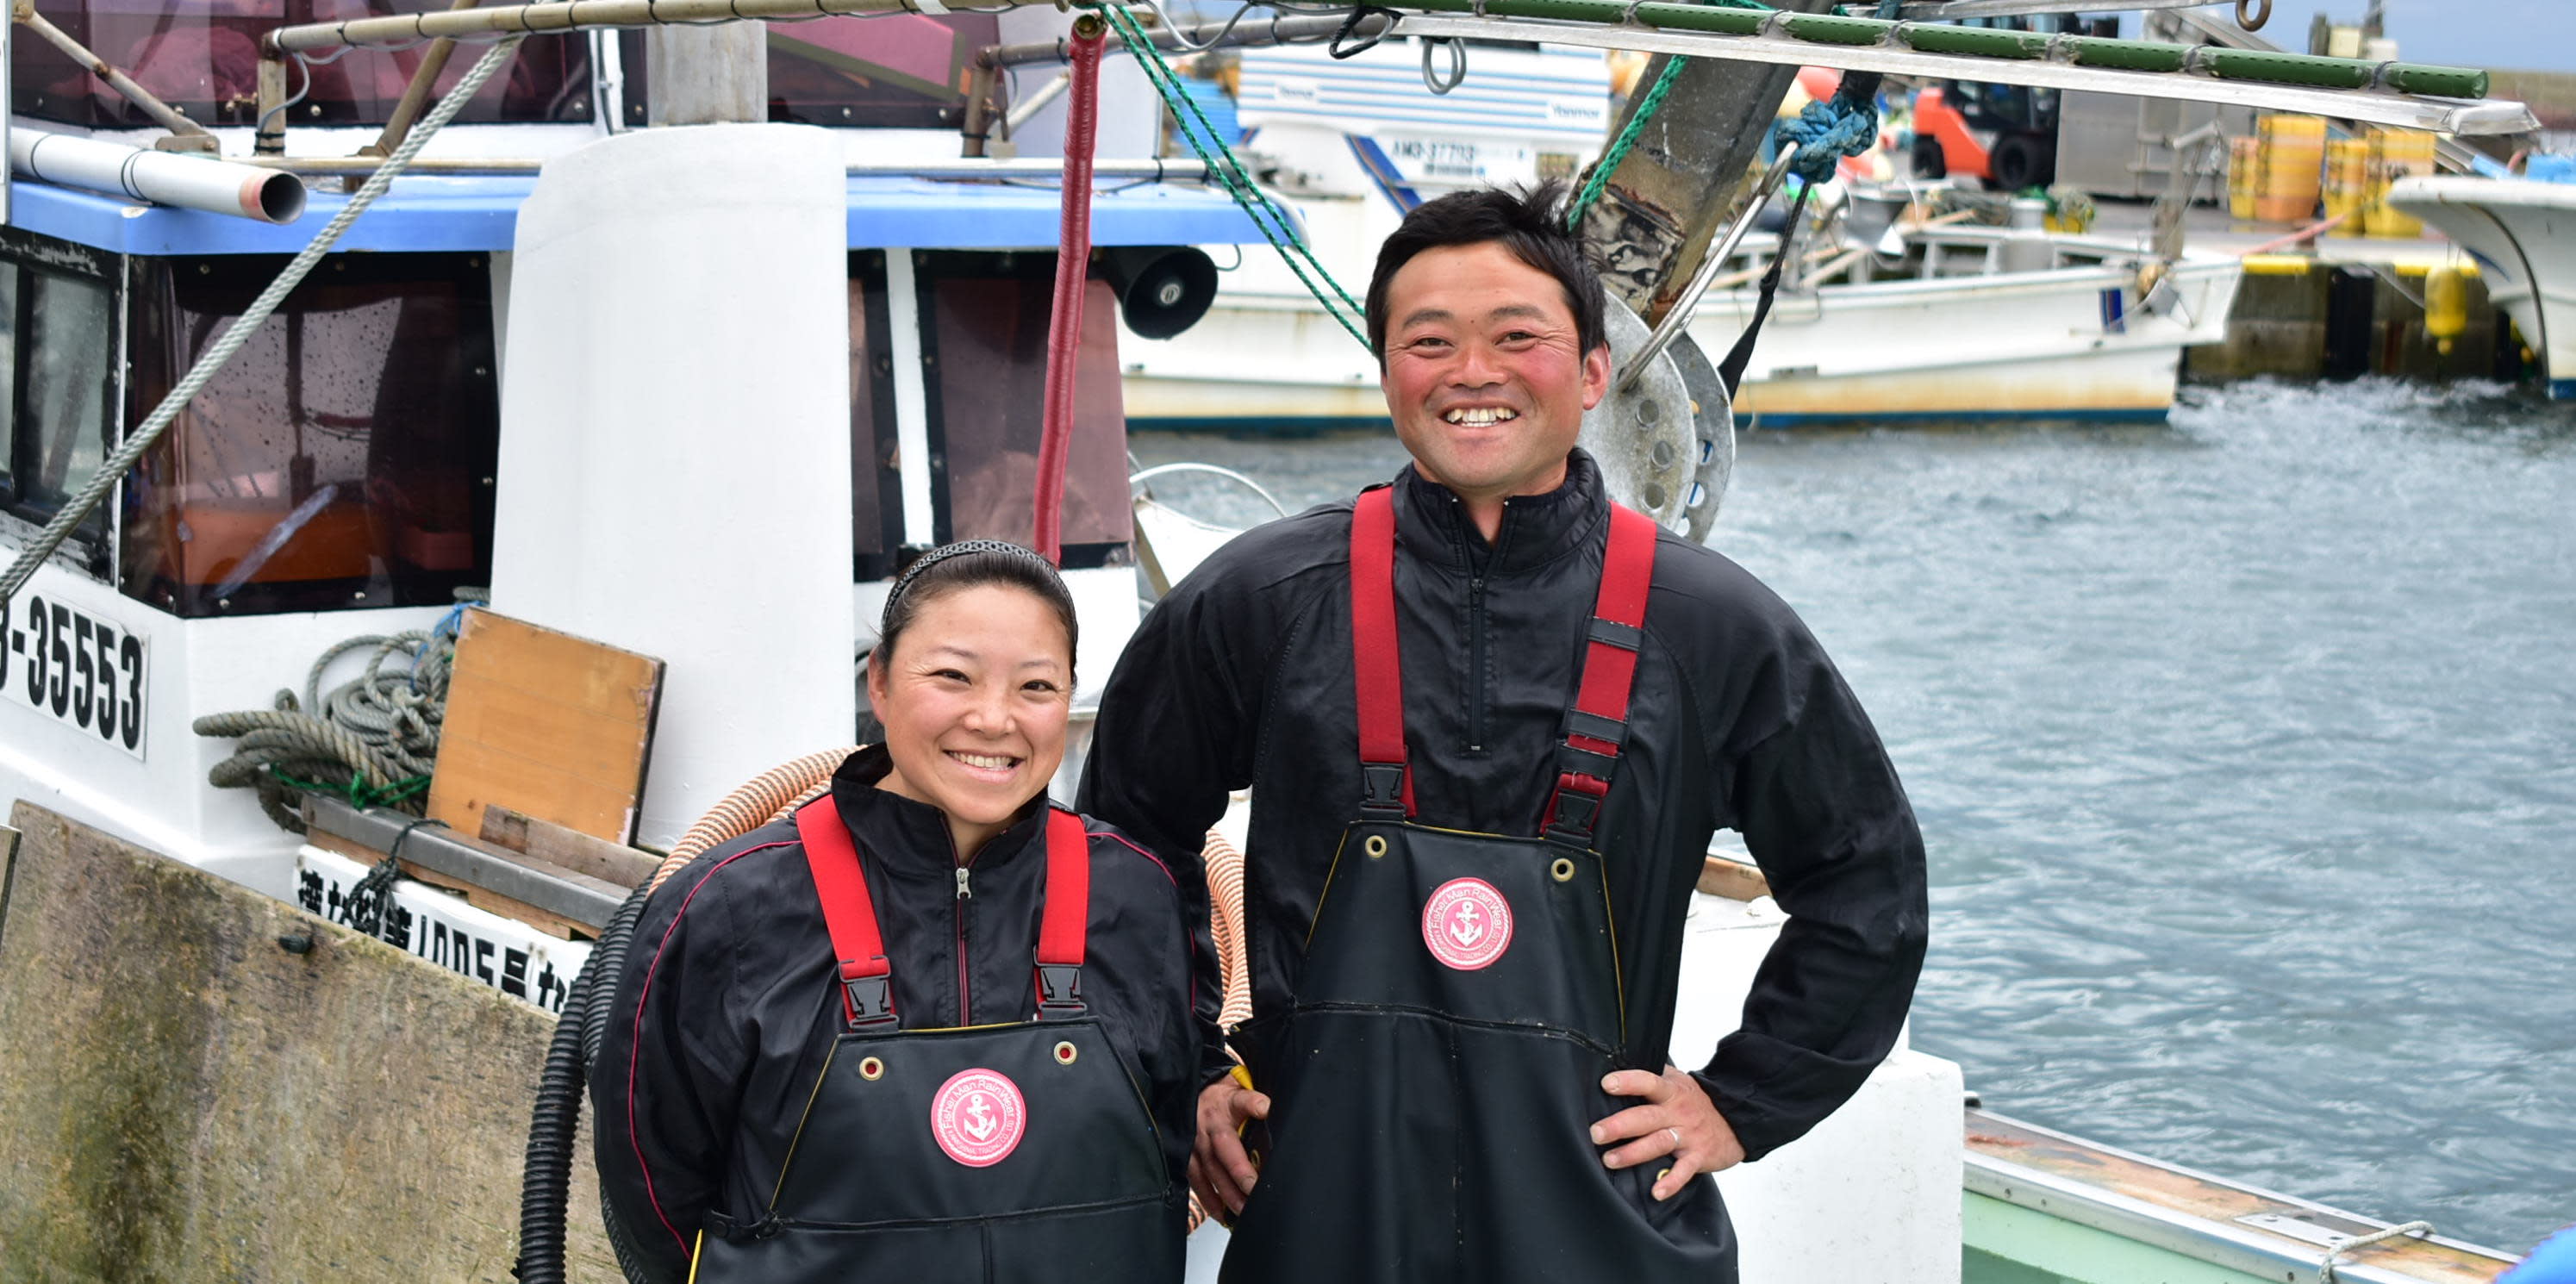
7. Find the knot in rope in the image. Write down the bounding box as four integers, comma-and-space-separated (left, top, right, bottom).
1771, 90, 1880, 186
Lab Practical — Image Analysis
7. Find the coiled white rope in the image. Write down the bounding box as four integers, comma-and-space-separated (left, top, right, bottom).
0, 34, 527, 604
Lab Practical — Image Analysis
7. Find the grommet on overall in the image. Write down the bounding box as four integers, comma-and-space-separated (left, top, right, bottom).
1221, 486, 1737, 1283
687, 797, 1182, 1283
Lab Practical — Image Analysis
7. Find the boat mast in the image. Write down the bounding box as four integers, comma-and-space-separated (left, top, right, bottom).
646, 22, 770, 124
1577, 0, 1839, 324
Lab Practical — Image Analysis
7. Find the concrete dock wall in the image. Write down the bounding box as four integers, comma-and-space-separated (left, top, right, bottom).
0, 804, 618, 1281
2185, 258, 2528, 385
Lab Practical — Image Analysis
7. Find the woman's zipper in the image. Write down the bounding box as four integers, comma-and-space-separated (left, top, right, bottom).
951, 832, 975, 1026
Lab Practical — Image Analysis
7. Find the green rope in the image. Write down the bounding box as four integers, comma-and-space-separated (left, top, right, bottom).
265, 764, 433, 812
1567, 0, 1772, 231
1101, 3, 1372, 350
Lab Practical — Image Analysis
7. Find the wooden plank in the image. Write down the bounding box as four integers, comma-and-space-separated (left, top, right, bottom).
303, 827, 606, 942
482, 804, 660, 889
399, 861, 596, 943
426, 608, 664, 846
0, 803, 619, 1280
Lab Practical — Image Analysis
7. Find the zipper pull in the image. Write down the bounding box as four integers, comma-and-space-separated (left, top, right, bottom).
955, 866, 972, 900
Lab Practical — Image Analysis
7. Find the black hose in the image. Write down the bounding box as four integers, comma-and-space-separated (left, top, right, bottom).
516, 882, 653, 1284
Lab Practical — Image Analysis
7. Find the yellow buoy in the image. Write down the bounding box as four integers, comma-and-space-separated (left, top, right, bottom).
2424, 265, 2471, 356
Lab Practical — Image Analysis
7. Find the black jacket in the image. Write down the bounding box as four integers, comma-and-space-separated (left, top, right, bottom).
1079, 451, 1928, 1161
594, 747, 1201, 1283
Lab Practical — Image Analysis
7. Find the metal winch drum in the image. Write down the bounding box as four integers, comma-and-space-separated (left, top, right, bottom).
1579, 295, 1735, 544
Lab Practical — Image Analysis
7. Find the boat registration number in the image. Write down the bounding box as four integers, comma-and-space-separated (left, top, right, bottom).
0, 594, 146, 758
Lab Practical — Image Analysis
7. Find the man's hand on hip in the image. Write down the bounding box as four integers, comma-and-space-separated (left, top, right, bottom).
1190, 1075, 1269, 1221
1593, 1064, 1745, 1200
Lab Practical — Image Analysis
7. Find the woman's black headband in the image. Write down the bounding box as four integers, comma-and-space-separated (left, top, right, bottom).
880, 540, 1065, 642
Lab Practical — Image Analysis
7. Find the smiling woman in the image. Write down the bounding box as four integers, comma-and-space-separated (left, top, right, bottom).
870, 541, 1081, 857
591, 539, 1201, 1284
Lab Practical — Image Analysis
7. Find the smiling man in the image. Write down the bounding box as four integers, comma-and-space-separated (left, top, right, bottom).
1082, 183, 1927, 1282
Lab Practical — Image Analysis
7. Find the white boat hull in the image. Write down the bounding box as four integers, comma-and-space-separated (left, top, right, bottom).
1125, 256, 2243, 428
1690, 259, 2242, 424
2387, 175, 2576, 399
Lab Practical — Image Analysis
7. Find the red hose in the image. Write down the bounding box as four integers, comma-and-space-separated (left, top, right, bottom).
1034, 18, 1106, 566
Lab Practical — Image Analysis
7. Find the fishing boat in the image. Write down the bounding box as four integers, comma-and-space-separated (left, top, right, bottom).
2386, 171, 2576, 400
0, 1, 2542, 1280
1115, 41, 2242, 429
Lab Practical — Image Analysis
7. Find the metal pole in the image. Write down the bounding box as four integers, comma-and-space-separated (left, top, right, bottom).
1003, 72, 1070, 138
236, 154, 1210, 179
1617, 145, 1799, 396
362, 0, 487, 161
1874, 0, 2231, 16
982, 11, 1366, 68
267, 0, 1007, 54
1394, 14, 2528, 134
13, 1, 214, 143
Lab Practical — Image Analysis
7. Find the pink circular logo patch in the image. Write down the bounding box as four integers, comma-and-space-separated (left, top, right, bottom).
929, 1069, 1026, 1168
1421, 877, 1514, 970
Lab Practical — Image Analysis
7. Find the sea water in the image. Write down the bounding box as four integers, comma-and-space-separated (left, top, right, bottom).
1128, 377, 2576, 1252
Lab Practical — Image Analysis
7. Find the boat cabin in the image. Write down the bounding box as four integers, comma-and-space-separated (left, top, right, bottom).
0, 1, 1255, 893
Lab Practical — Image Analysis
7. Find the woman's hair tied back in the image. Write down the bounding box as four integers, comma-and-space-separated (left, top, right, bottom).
877, 539, 1080, 670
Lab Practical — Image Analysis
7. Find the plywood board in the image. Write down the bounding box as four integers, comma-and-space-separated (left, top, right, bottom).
428, 608, 664, 845
0, 803, 620, 1280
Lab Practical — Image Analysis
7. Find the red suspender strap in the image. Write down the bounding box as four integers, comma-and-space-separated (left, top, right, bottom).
797, 798, 898, 1028
1350, 486, 1414, 819
1543, 504, 1659, 846
1033, 807, 1091, 1017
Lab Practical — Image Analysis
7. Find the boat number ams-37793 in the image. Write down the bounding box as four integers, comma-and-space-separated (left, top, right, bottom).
0, 595, 146, 757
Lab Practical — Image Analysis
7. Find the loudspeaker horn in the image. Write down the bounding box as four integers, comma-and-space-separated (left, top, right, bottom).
1102, 245, 1219, 340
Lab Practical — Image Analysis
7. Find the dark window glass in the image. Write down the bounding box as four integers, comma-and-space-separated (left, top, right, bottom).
618, 15, 998, 130
0, 246, 119, 550
849, 252, 903, 582
16, 2, 593, 128
918, 252, 1132, 559
120, 252, 499, 616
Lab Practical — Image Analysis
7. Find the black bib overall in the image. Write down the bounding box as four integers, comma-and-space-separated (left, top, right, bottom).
691, 800, 1186, 1283
1222, 489, 1736, 1284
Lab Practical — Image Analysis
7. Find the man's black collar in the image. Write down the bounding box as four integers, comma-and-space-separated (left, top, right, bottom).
1393, 448, 1607, 577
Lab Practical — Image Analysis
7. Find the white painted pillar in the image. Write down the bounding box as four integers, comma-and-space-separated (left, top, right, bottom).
490, 123, 855, 849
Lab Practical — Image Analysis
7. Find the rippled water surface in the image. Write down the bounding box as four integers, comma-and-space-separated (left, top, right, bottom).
1131, 377, 2576, 1253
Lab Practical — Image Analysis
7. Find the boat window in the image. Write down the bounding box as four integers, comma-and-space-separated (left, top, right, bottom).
119, 253, 500, 617
616, 14, 999, 130
0, 237, 120, 560
850, 252, 901, 582
914, 252, 1132, 567
15, 3, 594, 129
